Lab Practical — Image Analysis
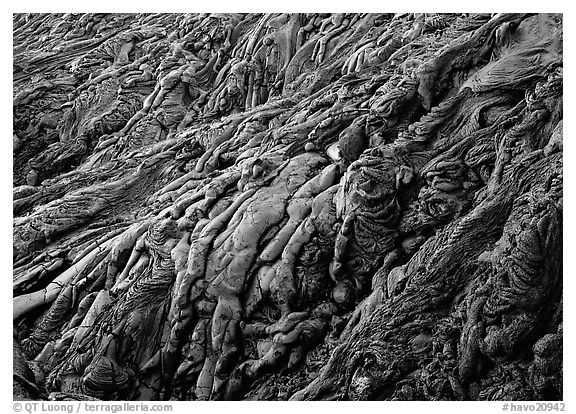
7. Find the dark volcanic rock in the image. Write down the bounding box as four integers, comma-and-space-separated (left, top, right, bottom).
13, 13, 562, 401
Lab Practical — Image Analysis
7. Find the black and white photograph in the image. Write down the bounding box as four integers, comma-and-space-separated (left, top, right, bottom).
9, 8, 567, 408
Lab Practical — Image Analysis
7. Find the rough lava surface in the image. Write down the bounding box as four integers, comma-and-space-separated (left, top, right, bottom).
13, 13, 562, 401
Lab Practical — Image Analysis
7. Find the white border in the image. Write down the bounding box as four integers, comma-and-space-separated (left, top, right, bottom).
2, 4, 572, 413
